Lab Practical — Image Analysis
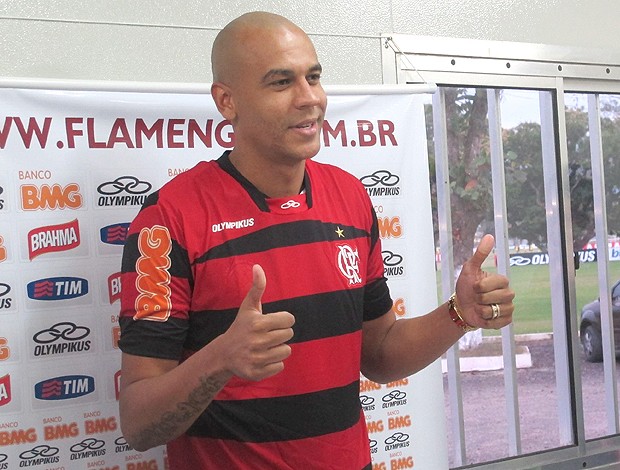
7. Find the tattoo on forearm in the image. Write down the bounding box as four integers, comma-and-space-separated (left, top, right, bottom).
133, 375, 225, 449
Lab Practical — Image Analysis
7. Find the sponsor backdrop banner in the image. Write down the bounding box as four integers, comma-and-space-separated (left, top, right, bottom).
0, 86, 447, 469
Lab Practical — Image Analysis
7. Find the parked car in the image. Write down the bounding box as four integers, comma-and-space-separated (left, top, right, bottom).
579, 280, 620, 362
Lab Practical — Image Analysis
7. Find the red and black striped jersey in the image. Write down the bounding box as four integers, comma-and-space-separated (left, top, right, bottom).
119, 151, 392, 469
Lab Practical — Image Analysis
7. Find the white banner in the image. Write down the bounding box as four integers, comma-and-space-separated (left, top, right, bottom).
0, 86, 447, 469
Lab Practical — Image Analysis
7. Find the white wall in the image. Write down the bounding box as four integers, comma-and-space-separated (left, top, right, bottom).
1, 0, 619, 84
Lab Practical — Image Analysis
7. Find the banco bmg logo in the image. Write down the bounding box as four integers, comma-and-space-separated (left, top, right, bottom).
27, 276, 88, 301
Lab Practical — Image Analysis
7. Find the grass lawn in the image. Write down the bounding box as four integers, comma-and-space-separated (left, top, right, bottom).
485, 260, 620, 336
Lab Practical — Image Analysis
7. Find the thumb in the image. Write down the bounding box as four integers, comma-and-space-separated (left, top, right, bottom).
239, 264, 266, 314
467, 234, 495, 270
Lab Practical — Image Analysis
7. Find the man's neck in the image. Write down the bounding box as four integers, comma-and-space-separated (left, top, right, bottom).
228, 150, 306, 199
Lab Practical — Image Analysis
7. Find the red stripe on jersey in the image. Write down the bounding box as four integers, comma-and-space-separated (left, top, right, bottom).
216, 331, 362, 400
167, 410, 371, 470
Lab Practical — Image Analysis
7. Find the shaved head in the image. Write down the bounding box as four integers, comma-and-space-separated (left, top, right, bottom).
211, 12, 311, 85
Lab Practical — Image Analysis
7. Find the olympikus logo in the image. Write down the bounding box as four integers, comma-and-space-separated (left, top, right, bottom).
134, 226, 172, 321
360, 170, 401, 197
97, 176, 151, 207
32, 321, 91, 357
0, 374, 11, 406
0, 283, 12, 310
27, 276, 88, 301
28, 219, 80, 260
20, 183, 83, 210
212, 218, 254, 233
34, 374, 95, 400
100, 223, 130, 245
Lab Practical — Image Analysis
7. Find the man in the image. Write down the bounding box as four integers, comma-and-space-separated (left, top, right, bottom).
118, 11, 514, 470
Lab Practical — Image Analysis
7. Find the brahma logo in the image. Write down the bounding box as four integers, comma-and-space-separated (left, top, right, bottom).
134, 226, 172, 322
27, 276, 89, 301
100, 222, 130, 245
97, 176, 151, 207
108, 272, 121, 304
28, 219, 80, 260
336, 244, 362, 285
0, 375, 11, 406
34, 374, 95, 400
20, 183, 83, 210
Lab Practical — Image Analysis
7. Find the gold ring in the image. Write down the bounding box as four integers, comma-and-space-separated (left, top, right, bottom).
491, 303, 501, 320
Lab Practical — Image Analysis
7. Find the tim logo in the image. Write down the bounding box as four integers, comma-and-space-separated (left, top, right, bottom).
27, 276, 88, 301
378, 216, 402, 239
20, 183, 83, 210
0, 337, 9, 361
28, 219, 80, 260
134, 225, 172, 322
100, 222, 130, 245
336, 244, 362, 286
0, 283, 12, 310
382, 250, 404, 277
360, 170, 401, 197
108, 272, 121, 304
97, 176, 151, 207
0, 374, 11, 406
34, 374, 95, 400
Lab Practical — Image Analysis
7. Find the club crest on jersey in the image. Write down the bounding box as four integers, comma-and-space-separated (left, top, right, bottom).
336, 244, 362, 285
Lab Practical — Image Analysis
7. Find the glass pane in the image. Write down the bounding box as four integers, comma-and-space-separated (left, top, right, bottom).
429, 87, 566, 466
569, 92, 620, 441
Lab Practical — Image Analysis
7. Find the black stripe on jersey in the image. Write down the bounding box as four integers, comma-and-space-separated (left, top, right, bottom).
198, 220, 369, 263
186, 380, 361, 442
184, 287, 365, 351
140, 191, 159, 211
121, 233, 192, 282
118, 316, 189, 360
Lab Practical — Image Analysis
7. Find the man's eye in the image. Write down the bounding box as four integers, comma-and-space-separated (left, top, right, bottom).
272, 79, 290, 86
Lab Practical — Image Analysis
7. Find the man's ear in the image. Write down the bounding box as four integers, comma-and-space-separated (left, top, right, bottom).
211, 82, 236, 121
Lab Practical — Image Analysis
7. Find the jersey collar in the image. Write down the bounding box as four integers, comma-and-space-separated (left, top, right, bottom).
217, 150, 313, 213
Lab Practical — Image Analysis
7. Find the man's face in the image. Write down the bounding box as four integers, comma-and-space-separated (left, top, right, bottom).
227, 26, 327, 165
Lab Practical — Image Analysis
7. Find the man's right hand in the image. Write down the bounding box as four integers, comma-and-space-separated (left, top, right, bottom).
220, 264, 295, 381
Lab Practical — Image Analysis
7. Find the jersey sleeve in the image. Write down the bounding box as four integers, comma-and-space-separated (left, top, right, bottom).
118, 191, 194, 361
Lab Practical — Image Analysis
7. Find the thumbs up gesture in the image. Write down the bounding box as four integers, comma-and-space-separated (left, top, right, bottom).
455, 234, 515, 329
219, 264, 296, 381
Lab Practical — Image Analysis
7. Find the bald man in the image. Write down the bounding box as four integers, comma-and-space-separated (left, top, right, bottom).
118, 11, 514, 469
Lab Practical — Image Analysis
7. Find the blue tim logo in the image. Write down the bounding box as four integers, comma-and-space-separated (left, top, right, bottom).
27, 277, 88, 301
34, 375, 95, 400
100, 223, 130, 245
